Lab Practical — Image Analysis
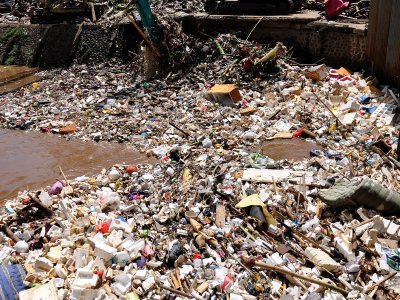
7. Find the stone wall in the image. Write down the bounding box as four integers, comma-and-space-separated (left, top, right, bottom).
0, 23, 141, 68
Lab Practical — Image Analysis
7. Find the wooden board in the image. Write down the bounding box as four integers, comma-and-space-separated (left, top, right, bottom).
366, 0, 380, 58
384, 0, 400, 87
0, 69, 40, 94
372, 0, 392, 78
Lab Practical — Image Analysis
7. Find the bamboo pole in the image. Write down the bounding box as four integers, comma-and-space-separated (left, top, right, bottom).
241, 256, 349, 296
157, 283, 199, 299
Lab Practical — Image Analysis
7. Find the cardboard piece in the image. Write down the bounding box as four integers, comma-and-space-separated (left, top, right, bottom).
305, 64, 329, 81
206, 84, 242, 105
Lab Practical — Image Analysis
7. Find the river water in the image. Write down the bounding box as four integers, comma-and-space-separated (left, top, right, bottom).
260, 138, 320, 161
0, 129, 150, 201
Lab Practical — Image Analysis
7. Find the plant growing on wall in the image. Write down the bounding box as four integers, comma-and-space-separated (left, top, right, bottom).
0, 27, 28, 65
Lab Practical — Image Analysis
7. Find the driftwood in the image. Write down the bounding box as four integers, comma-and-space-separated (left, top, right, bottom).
241, 256, 349, 296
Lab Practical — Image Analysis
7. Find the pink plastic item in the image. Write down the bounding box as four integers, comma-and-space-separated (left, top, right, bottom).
325, 0, 349, 18
329, 69, 339, 83
338, 75, 356, 86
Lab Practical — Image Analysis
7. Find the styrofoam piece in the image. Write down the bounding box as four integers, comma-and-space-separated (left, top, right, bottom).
70, 287, 102, 300
38, 191, 53, 207
111, 273, 132, 296
267, 252, 284, 266
47, 225, 63, 237
305, 247, 341, 272
54, 265, 68, 279
121, 238, 145, 254
341, 112, 356, 125
73, 268, 98, 288
74, 248, 89, 269
19, 281, 60, 300
334, 237, 356, 262
86, 256, 105, 271
109, 218, 130, 233
271, 279, 282, 294
386, 221, 400, 236
340, 101, 360, 112
134, 269, 147, 280
60, 199, 75, 221
46, 246, 63, 263
114, 251, 130, 265
242, 169, 292, 183
274, 119, 292, 132
301, 217, 320, 232
35, 257, 54, 272
370, 103, 396, 126
93, 242, 117, 261
230, 294, 244, 300
0, 246, 13, 264
107, 230, 123, 248
53, 278, 64, 288
142, 276, 156, 291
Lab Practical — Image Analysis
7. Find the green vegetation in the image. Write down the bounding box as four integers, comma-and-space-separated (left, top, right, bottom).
0, 27, 28, 43
1, 27, 28, 65
5, 44, 19, 65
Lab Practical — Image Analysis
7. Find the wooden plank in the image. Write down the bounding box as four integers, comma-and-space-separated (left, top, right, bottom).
385, 0, 400, 87
0, 66, 38, 83
366, 0, 381, 57
372, 0, 393, 78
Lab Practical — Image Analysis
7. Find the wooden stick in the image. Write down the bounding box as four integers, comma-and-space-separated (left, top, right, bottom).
59, 166, 70, 186
175, 268, 183, 291
126, 14, 161, 57
347, 154, 356, 178
242, 256, 349, 296
246, 17, 264, 41
169, 122, 193, 139
368, 285, 379, 298
295, 174, 304, 222
157, 283, 198, 299
90, 2, 96, 22
365, 272, 396, 293
292, 231, 334, 257
350, 217, 374, 229
272, 177, 278, 195
0, 225, 20, 242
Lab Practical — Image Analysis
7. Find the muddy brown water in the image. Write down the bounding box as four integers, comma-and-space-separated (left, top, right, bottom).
260, 138, 320, 161
0, 129, 151, 201
0, 66, 39, 94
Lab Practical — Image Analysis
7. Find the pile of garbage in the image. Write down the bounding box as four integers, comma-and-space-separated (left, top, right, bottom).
0, 0, 371, 24
303, 0, 370, 19
151, 0, 206, 14
1, 33, 400, 300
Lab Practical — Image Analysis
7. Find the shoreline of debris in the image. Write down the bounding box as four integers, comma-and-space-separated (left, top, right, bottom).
0, 0, 370, 25
1, 32, 400, 299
